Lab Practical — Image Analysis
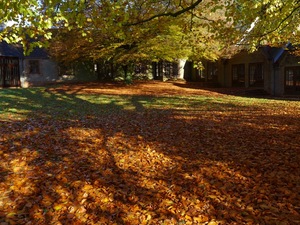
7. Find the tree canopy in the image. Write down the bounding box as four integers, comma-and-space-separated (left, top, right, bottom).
1, 0, 300, 63
225, 0, 300, 49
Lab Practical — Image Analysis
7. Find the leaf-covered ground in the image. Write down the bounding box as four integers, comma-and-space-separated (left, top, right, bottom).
0, 81, 300, 224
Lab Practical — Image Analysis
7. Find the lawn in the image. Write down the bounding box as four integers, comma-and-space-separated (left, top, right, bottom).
0, 81, 300, 224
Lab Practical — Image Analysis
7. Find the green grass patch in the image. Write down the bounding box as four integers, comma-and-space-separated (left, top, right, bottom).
1, 87, 299, 121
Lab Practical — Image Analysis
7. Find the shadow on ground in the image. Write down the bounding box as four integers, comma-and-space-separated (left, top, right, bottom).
0, 85, 299, 224
173, 82, 300, 101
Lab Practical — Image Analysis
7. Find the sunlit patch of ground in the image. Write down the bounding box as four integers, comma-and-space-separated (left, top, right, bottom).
0, 81, 300, 224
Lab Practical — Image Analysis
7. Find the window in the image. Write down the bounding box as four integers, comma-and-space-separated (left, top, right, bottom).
29, 60, 40, 74
232, 64, 245, 86
285, 67, 300, 92
249, 63, 264, 86
207, 62, 218, 81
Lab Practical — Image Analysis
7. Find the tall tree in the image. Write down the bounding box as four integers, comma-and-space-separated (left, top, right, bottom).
2, 0, 300, 61
48, 0, 231, 66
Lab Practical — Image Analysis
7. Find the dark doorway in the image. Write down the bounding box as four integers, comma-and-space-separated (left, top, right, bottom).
249, 63, 264, 87
232, 64, 245, 87
0, 57, 20, 87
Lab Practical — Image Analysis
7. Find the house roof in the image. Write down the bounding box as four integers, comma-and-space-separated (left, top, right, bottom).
25, 46, 49, 59
263, 43, 291, 63
0, 42, 23, 58
0, 41, 49, 59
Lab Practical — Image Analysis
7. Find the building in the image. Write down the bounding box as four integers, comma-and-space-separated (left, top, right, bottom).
1, 39, 299, 96
186, 45, 300, 96
0, 41, 58, 88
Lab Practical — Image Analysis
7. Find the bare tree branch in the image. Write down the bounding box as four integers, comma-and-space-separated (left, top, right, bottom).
125, 0, 203, 26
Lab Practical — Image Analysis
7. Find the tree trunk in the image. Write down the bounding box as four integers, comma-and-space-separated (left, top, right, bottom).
122, 65, 128, 79
177, 59, 186, 79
